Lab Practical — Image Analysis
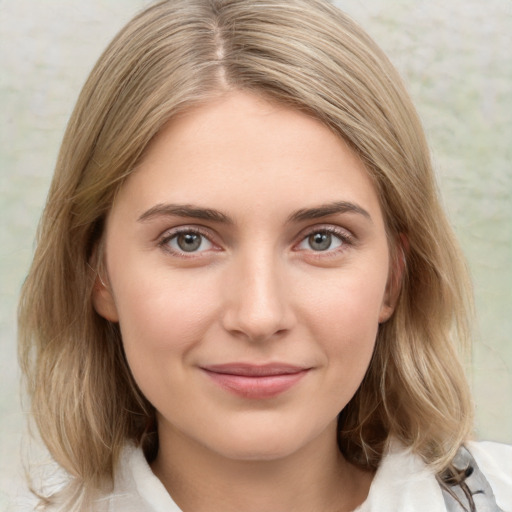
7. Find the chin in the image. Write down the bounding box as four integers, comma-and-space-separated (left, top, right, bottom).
214, 438, 300, 462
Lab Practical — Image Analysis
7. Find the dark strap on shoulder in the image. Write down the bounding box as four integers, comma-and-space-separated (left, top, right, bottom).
439, 446, 504, 512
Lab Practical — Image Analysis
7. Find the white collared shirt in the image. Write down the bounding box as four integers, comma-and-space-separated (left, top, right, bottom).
11, 440, 512, 511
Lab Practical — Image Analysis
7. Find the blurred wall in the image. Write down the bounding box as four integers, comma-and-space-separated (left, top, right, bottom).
1, 0, 510, 508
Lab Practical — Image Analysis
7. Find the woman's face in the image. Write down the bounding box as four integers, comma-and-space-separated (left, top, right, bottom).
94, 91, 396, 461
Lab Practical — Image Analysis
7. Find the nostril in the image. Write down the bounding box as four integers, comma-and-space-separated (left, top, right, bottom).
221, 305, 294, 342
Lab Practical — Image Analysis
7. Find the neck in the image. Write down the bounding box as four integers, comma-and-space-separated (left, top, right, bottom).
151, 420, 373, 512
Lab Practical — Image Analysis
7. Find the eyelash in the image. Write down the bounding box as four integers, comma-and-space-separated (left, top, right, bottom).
294, 225, 354, 256
157, 225, 355, 258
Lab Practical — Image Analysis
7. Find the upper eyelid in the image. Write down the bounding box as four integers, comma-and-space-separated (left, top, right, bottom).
157, 223, 352, 237
158, 224, 216, 241
297, 223, 354, 240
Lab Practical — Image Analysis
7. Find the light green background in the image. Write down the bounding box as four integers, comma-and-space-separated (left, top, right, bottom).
1, 0, 511, 508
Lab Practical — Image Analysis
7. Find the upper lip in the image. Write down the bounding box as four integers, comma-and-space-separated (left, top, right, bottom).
201, 363, 309, 376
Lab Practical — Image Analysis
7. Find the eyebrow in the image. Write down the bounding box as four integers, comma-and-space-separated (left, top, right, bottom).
137, 200, 371, 225
288, 201, 372, 223
138, 203, 234, 224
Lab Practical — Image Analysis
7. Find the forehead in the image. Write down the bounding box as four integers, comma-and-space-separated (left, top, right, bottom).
113, 91, 384, 226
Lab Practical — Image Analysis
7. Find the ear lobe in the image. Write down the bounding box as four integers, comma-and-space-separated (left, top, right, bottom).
378, 302, 395, 324
92, 273, 119, 322
379, 234, 408, 324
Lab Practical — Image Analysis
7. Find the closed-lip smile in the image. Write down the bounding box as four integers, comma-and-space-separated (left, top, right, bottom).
201, 363, 311, 399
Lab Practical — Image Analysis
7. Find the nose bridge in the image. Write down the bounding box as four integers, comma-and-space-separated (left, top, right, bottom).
222, 244, 292, 341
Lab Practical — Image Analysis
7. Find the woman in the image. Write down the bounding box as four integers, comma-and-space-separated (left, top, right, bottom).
18, 0, 511, 511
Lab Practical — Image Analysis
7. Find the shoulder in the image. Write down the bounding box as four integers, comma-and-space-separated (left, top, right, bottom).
465, 440, 512, 511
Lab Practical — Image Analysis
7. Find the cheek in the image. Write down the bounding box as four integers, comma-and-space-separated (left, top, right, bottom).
319, 302, 379, 387
314, 308, 379, 412
109, 265, 221, 391
299, 262, 388, 337
112, 256, 220, 338
297, 265, 387, 384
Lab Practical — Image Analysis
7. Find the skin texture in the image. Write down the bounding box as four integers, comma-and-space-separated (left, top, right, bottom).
94, 91, 398, 512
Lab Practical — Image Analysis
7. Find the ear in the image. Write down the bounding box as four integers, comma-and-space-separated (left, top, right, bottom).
91, 270, 119, 322
379, 233, 408, 324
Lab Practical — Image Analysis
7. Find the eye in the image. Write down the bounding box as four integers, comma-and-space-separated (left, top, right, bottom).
296, 229, 348, 252
161, 230, 214, 254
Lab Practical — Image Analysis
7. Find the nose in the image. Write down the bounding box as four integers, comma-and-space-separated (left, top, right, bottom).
221, 249, 295, 342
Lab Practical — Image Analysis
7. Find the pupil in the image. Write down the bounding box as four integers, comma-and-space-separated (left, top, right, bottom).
309, 232, 331, 251
177, 233, 201, 252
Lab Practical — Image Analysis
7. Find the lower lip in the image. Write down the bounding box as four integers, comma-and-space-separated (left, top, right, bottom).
203, 370, 309, 399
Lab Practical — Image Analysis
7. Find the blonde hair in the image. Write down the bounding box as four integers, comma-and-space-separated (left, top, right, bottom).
19, 0, 473, 508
